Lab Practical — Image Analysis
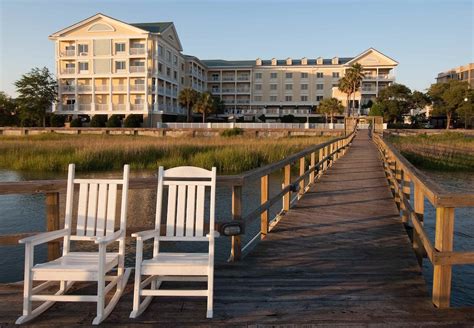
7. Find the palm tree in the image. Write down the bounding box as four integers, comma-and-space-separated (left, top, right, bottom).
194, 92, 215, 123
318, 98, 345, 124
178, 88, 199, 122
338, 77, 352, 117
345, 63, 365, 117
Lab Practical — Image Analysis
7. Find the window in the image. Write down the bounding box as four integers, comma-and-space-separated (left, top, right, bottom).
270, 72, 278, 79
254, 95, 262, 101
78, 62, 89, 72
115, 61, 126, 71
255, 84, 262, 90
115, 43, 126, 53
316, 84, 324, 90
255, 72, 262, 79
301, 84, 308, 90
332, 72, 340, 78
301, 72, 308, 79
316, 72, 324, 78
158, 63, 163, 73
167, 67, 171, 77
285, 84, 293, 90
212, 74, 219, 81
158, 45, 163, 56
285, 95, 292, 101
316, 95, 324, 101
181, 77, 184, 84
285, 72, 293, 79
78, 44, 89, 55
301, 95, 308, 101
181, 63, 185, 71
167, 50, 171, 62
173, 55, 178, 66
270, 96, 278, 101
270, 84, 278, 90
174, 71, 178, 80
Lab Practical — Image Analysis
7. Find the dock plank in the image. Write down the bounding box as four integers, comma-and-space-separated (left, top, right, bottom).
0, 131, 473, 326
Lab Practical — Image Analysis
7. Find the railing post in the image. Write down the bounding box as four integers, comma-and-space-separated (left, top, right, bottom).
309, 152, 316, 183
432, 207, 455, 308
283, 164, 291, 211
298, 157, 305, 198
260, 175, 269, 239
46, 192, 61, 261
413, 184, 425, 266
394, 159, 401, 210
319, 148, 324, 176
401, 170, 411, 224
230, 185, 242, 261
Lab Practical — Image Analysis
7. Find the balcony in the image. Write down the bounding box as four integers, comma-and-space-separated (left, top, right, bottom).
61, 49, 76, 57
363, 75, 395, 80
130, 66, 146, 73
113, 104, 127, 111
95, 85, 109, 92
236, 99, 250, 104
210, 89, 220, 94
237, 76, 250, 81
95, 104, 109, 111
61, 68, 76, 75
210, 77, 220, 81
361, 87, 377, 93
77, 85, 92, 92
130, 103, 145, 111
130, 47, 146, 55
112, 85, 126, 92
222, 76, 235, 81
61, 104, 75, 111
221, 88, 236, 94
61, 85, 75, 93
78, 104, 92, 111
130, 84, 145, 92
236, 88, 251, 93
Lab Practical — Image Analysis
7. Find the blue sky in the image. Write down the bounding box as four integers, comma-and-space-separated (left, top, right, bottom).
0, 0, 472, 96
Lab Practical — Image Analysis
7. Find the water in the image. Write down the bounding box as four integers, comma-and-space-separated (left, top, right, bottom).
0, 169, 289, 283
1, 169, 472, 307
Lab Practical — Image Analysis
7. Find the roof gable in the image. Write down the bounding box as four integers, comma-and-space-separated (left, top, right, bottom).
158, 24, 183, 51
345, 48, 398, 66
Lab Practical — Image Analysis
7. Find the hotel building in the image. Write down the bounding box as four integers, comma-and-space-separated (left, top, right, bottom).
436, 63, 474, 88
49, 13, 398, 126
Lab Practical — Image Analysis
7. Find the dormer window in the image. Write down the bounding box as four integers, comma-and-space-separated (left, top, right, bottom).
256, 58, 262, 66
271, 58, 277, 66
286, 58, 292, 65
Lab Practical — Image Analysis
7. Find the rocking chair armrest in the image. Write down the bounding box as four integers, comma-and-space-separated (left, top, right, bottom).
94, 230, 124, 245
131, 229, 159, 241
19, 229, 69, 246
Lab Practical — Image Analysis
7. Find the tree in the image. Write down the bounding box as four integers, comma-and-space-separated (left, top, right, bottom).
178, 88, 199, 122
344, 63, 365, 117
428, 80, 469, 129
376, 83, 412, 123
411, 90, 430, 111
14, 67, 57, 127
458, 89, 474, 129
212, 96, 226, 117
317, 98, 344, 123
0, 92, 19, 126
368, 102, 384, 117
193, 92, 214, 123
338, 77, 352, 117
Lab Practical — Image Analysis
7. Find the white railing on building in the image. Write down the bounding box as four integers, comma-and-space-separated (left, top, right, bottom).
62, 68, 76, 74
61, 85, 75, 92
95, 104, 109, 111
113, 85, 127, 92
95, 85, 109, 92
130, 66, 146, 73
61, 104, 75, 111
78, 104, 92, 111
157, 122, 350, 130
130, 104, 145, 111
130, 84, 145, 92
130, 47, 146, 55
61, 50, 76, 57
113, 104, 127, 111
77, 85, 92, 92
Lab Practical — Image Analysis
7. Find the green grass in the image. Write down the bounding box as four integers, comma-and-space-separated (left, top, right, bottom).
387, 132, 474, 171
0, 133, 331, 174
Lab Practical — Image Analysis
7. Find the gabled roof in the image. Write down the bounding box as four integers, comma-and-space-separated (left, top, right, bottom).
130, 22, 173, 33
49, 13, 148, 38
345, 48, 398, 66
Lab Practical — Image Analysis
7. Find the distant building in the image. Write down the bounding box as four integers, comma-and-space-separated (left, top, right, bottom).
49, 13, 398, 126
436, 63, 474, 87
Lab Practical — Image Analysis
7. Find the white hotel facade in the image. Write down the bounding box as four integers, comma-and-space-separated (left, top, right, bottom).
50, 13, 398, 127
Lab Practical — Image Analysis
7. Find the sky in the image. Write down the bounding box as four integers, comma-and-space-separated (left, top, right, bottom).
0, 0, 473, 97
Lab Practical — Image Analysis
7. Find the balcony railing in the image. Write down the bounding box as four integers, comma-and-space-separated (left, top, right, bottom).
361, 87, 377, 93
236, 88, 251, 93
211, 89, 220, 94
61, 104, 75, 111
113, 104, 127, 111
77, 85, 92, 92
237, 76, 250, 81
113, 85, 127, 92
236, 100, 250, 104
130, 104, 145, 111
78, 104, 92, 111
130, 84, 145, 92
61, 50, 76, 57
95, 104, 109, 111
95, 85, 109, 92
222, 77, 235, 81
130, 47, 146, 55
130, 66, 146, 73
210, 77, 220, 81
61, 85, 75, 93
221, 88, 235, 93
62, 68, 75, 74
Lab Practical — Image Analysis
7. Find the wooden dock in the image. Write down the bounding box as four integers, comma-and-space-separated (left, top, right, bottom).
1, 131, 473, 326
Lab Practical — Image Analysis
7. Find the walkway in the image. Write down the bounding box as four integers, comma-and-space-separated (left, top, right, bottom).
0, 131, 473, 326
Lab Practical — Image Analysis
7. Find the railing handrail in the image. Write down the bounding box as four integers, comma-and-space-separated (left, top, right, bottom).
373, 134, 474, 207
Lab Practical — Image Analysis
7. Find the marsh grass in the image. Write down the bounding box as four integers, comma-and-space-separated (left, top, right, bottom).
388, 132, 474, 171
0, 133, 331, 174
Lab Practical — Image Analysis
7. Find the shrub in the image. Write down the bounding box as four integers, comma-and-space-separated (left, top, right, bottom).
220, 128, 244, 137
124, 114, 143, 128
49, 114, 65, 127
70, 118, 82, 127
106, 115, 122, 128
90, 115, 107, 128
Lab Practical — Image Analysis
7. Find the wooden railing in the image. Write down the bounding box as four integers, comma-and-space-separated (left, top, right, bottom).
373, 133, 474, 309
0, 131, 356, 263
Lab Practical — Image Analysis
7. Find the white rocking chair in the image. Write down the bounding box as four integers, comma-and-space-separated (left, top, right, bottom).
16, 164, 132, 325
130, 166, 218, 319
